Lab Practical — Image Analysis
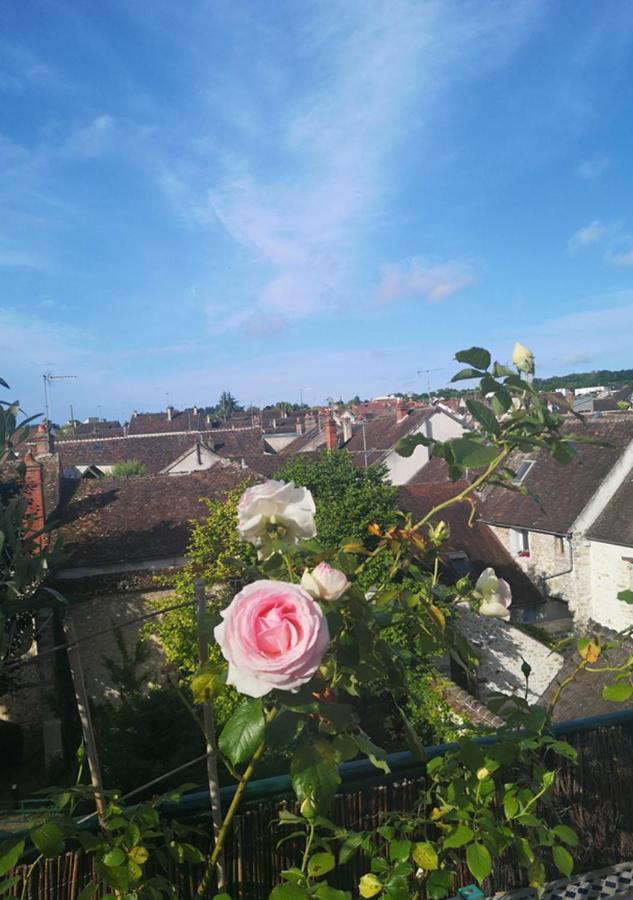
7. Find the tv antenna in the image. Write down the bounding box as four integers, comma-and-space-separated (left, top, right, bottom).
417, 368, 443, 400
43, 372, 77, 422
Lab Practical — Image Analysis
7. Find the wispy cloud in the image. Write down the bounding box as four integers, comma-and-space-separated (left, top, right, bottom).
567, 219, 612, 254
608, 246, 633, 268
375, 258, 474, 305
64, 114, 117, 159
575, 156, 609, 179
159, 0, 541, 334
0, 249, 42, 269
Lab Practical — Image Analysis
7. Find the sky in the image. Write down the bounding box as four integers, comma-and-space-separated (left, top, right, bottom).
1, 0, 633, 423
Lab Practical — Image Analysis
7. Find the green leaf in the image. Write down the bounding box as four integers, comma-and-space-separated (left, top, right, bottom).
442, 825, 473, 849
552, 825, 579, 847
313, 886, 349, 900
618, 589, 633, 604
290, 742, 341, 814
0, 838, 24, 877
77, 885, 99, 900
552, 845, 573, 877
191, 663, 222, 703
103, 848, 127, 868
395, 434, 433, 458
30, 822, 64, 858
412, 841, 438, 871
602, 681, 633, 702
455, 347, 491, 370
339, 834, 362, 864
426, 870, 453, 900
267, 708, 305, 748
516, 837, 534, 867
448, 438, 499, 469
465, 399, 500, 435
0, 876, 21, 896
503, 792, 519, 820
492, 362, 514, 378
388, 840, 411, 862
219, 699, 265, 766
354, 731, 390, 774
466, 843, 492, 883
307, 852, 336, 877
451, 367, 484, 383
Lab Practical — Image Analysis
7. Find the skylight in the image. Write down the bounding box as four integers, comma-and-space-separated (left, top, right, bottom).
513, 459, 535, 485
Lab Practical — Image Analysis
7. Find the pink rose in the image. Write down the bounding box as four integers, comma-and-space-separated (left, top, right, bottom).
214, 580, 329, 698
301, 562, 350, 601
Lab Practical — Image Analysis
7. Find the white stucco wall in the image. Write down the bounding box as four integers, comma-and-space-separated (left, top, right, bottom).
589, 539, 633, 631
165, 445, 221, 474
385, 411, 466, 485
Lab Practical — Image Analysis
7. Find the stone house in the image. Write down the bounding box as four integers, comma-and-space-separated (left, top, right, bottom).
479, 413, 633, 628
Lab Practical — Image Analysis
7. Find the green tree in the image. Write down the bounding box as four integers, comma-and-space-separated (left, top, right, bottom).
274, 449, 398, 555
110, 459, 147, 477
215, 390, 242, 422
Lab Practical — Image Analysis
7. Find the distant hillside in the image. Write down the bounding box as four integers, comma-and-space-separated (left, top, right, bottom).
534, 368, 633, 392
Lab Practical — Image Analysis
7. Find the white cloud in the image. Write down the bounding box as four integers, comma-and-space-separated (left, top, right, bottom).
375, 259, 474, 305
160, 0, 541, 334
608, 246, 633, 268
64, 115, 116, 159
0, 250, 41, 268
567, 219, 610, 254
575, 156, 609, 179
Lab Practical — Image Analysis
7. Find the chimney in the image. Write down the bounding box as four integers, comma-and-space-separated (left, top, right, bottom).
34, 422, 53, 457
296, 420, 304, 435
395, 399, 408, 424
167, 406, 173, 421
324, 416, 337, 451
23, 452, 46, 550
342, 418, 353, 443
564, 389, 575, 407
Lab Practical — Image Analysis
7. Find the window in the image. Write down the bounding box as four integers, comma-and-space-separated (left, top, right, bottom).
511, 528, 530, 557
513, 459, 535, 485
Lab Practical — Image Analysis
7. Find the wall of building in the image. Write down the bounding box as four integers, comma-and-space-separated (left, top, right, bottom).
589, 540, 633, 631
385, 411, 466, 485
165, 446, 220, 475
264, 434, 299, 452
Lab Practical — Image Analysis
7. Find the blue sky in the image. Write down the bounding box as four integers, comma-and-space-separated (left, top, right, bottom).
1, 0, 633, 422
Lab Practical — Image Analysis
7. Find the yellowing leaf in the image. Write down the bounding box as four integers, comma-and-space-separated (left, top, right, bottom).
359, 873, 382, 898
412, 841, 439, 871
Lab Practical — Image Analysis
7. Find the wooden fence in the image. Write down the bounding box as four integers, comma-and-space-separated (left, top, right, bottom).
9, 719, 633, 899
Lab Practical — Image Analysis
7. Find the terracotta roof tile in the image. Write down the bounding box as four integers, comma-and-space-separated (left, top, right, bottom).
480, 414, 633, 534
56, 467, 258, 568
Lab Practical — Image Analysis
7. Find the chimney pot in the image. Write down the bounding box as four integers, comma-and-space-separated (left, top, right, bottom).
324, 416, 337, 451
395, 400, 408, 424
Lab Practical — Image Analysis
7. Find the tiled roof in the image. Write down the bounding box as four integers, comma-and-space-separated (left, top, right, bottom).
480, 414, 633, 534
406, 457, 452, 484
56, 421, 124, 441
398, 483, 542, 607
127, 409, 205, 434
586, 470, 633, 546
539, 623, 633, 721
345, 409, 434, 455
56, 467, 256, 568
57, 429, 266, 475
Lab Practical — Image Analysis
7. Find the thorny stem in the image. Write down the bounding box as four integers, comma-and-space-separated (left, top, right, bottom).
195, 707, 278, 898
547, 660, 588, 718
300, 821, 316, 877
20, 855, 42, 900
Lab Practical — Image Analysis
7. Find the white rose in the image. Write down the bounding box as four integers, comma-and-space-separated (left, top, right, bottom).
512, 341, 535, 375
301, 562, 350, 601
475, 567, 512, 621
237, 479, 316, 549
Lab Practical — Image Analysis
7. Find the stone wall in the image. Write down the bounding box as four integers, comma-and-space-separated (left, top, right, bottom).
589, 539, 633, 630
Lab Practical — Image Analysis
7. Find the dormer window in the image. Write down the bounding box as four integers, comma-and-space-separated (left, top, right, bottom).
513, 459, 535, 485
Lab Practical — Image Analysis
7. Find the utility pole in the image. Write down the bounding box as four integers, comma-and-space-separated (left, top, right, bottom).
417, 368, 442, 404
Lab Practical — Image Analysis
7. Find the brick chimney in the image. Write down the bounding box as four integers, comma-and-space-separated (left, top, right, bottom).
34, 422, 54, 457
23, 452, 46, 549
395, 399, 408, 424
324, 416, 337, 451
